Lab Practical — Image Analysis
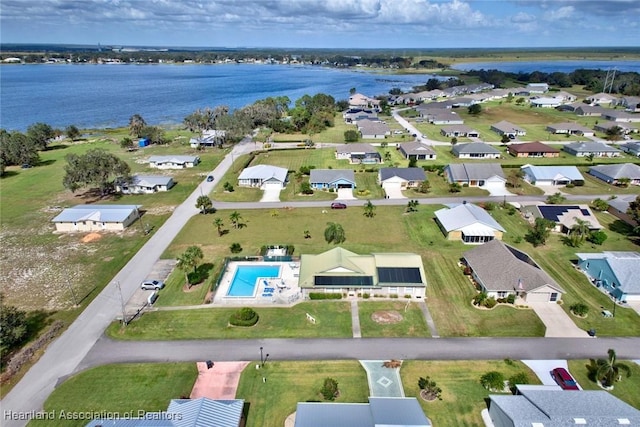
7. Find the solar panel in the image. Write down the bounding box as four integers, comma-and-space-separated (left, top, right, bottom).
580, 209, 591, 216
314, 276, 374, 286
377, 267, 423, 283
538, 205, 580, 221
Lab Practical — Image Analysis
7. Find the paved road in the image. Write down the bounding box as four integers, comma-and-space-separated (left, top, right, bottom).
0, 139, 256, 427
77, 336, 640, 372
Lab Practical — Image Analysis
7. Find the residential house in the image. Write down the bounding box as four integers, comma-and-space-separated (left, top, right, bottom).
414, 89, 444, 101
553, 90, 577, 103
555, 102, 582, 112
526, 83, 549, 93
463, 240, 564, 302
594, 121, 638, 135
451, 97, 476, 107
356, 119, 391, 139
52, 204, 141, 232
588, 163, 640, 186
562, 142, 622, 157
335, 143, 381, 164
445, 163, 506, 191
488, 387, 640, 427
520, 165, 584, 186
607, 194, 638, 226
507, 141, 560, 158
523, 204, 603, 233
574, 105, 605, 116
189, 129, 226, 148
309, 169, 356, 190
343, 108, 377, 123
440, 125, 480, 138
577, 251, 640, 302
294, 397, 431, 427
434, 202, 505, 244
530, 97, 562, 108
398, 142, 437, 160
619, 96, 640, 112
378, 167, 426, 191
298, 247, 427, 299
602, 110, 640, 123
115, 175, 175, 194
451, 143, 501, 159
425, 111, 463, 125
238, 164, 288, 189
490, 121, 526, 138
415, 100, 455, 116
620, 141, 640, 156
148, 155, 200, 169
545, 122, 594, 136
348, 93, 381, 112
85, 398, 245, 427
586, 92, 618, 105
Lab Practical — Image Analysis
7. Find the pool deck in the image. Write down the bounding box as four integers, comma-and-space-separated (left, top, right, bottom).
213, 261, 302, 306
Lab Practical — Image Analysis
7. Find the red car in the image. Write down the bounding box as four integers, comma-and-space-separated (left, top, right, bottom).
551, 367, 579, 390
331, 202, 347, 209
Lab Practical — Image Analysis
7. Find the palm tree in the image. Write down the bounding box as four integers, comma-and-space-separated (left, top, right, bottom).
324, 222, 346, 244
229, 211, 242, 229
177, 246, 204, 288
195, 195, 212, 214
363, 200, 376, 218
128, 114, 146, 138
213, 217, 224, 236
570, 218, 591, 243
596, 348, 631, 388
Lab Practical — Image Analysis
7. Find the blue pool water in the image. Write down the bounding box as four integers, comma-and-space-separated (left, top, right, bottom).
226, 265, 281, 297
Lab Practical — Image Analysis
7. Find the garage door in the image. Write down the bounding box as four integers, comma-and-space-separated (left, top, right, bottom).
526, 292, 551, 303
264, 182, 282, 190
483, 180, 504, 190
383, 182, 402, 190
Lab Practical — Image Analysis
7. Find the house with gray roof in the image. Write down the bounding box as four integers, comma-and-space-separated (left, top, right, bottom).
343, 108, 377, 123
148, 155, 200, 169
463, 239, 564, 302
488, 387, 640, 427
378, 167, 426, 191
607, 194, 639, 226
440, 124, 480, 138
309, 169, 356, 190
490, 121, 526, 138
602, 110, 640, 123
425, 110, 463, 125
594, 120, 638, 135
294, 397, 431, 427
520, 165, 584, 187
445, 163, 506, 191
545, 122, 594, 136
356, 119, 391, 139
530, 97, 562, 108
562, 141, 622, 157
298, 247, 427, 299
435, 202, 505, 244
619, 95, 640, 112
620, 141, 640, 156
85, 398, 245, 427
52, 204, 141, 232
452, 143, 501, 159
589, 163, 640, 185
586, 92, 618, 105
398, 142, 437, 160
238, 164, 288, 189
577, 251, 640, 302
574, 104, 606, 116
115, 175, 175, 194
335, 143, 381, 164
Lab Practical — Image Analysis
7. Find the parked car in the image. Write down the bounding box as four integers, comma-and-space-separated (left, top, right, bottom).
148, 291, 159, 305
330, 202, 347, 209
206, 175, 214, 182
551, 367, 579, 390
141, 279, 165, 290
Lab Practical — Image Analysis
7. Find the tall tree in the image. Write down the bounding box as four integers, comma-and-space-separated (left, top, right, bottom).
176, 246, 204, 288
65, 125, 81, 141
26, 122, 56, 150
363, 200, 376, 218
596, 348, 631, 388
213, 217, 224, 236
62, 148, 130, 195
324, 222, 346, 244
229, 211, 242, 229
0, 130, 40, 167
196, 195, 213, 214
128, 114, 147, 138
0, 293, 28, 355
525, 217, 556, 247
570, 218, 591, 244
627, 195, 640, 235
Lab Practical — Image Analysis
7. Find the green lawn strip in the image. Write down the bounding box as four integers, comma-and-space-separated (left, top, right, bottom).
567, 360, 640, 410
400, 360, 540, 427
236, 360, 369, 427
358, 301, 430, 338
561, 168, 640, 196
354, 171, 385, 199
154, 266, 211, 307
106, 301, 352, 340
29, 363, 197, 427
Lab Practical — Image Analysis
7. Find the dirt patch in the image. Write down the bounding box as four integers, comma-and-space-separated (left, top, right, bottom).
371, 310, 403, 324
81, 233, 102, 243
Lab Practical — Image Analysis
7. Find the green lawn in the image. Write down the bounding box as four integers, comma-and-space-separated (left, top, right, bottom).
400, 360, 541, 426
358, 301, 430, 337
568, 359, 640, 410
236, 360, 369, 427
561, 167, 640, 196
153, 266, 212, 307
106, 301, 353, 340
30, 363, 197, 427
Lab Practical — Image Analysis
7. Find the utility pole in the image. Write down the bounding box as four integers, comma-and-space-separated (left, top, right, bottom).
116, 281, 127, 325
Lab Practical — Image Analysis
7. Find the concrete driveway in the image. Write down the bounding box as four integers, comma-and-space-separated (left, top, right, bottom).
486, 186, 514, 197
260, 186, 282, 202
529, 302, 589, 338
522, 360, 574, 386
384, 186, 406, 199
336, 188, 356, 200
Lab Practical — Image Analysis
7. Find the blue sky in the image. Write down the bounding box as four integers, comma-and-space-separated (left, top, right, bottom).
1, 0, 638, 48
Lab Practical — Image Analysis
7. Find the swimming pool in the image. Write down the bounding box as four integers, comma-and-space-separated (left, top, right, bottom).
226, 265, 281, 297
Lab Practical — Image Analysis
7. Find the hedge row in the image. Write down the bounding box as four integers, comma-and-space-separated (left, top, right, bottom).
309, 293, 342, 300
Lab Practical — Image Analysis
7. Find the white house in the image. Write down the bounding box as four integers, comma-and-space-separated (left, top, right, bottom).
434, 202, 505, 244
115, 175, 175, 194
520, 165, 584, 186
148, 155, 200, 169
378, 167, 426, 191
238, 165, 288, 189
51, 205, 141, 232
445, 163, 506, 192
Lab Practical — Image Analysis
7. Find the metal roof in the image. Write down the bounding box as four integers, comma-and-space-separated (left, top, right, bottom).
148, 155, 199, 164
52, 205, 141, 223
238, 164, 288, 182
521, 165, 584, 181
607, 194, 636, 213
434, 202, 505, 233
309, 169, 355, 185
399, 142, 437, 156
335, 143, 378, 154
576, 251, 640, 295
379, 167, 426, 182
589, 163, 640, 180
124, 175, 174, 187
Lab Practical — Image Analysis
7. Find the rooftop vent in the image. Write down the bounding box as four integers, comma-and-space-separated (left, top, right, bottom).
574, 419, 587, 425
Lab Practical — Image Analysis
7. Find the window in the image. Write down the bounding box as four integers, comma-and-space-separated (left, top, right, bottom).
550, 293, 558, 302
497, 291, 507, 298
388, 287, 398, 293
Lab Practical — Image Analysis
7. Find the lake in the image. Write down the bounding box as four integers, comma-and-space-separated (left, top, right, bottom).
450, 60, 640, 74
0, 64, 433, 131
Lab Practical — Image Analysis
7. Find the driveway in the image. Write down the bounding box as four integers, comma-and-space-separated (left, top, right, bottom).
529, 302, 589, 338
190, 361, 249, 399
260, 186, 282, 202
627, 301, 640, 316
360, 360, 405, 397
336, 188, 356, 200
384, 185, 406, 199
522, 360, 575, 386
486, 186, 514, 197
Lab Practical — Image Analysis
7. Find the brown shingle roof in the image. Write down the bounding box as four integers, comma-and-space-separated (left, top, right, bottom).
508, 142, 560, 154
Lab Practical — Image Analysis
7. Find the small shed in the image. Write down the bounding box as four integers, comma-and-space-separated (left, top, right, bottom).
138, 138, 150, 147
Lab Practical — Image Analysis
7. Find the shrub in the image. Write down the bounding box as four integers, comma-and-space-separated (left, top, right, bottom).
187, 271, 205, 285
483, 202, 497, 211
418, 376, 442, 401
362, 293, 370, 299
587, 230, 608, 245
480, 371, 506, 391
591, 198, 609, 212
223, 181, 234, 192
506, 294, 516, 304
473, 291, 488, 306
570, 303, 589, 317
309, 293, 342, 300
404, 294, 412, 299
389, 294, 399, 299
229, 307, 259, 327
565, 183, 575, 188
230, 243, 243, 253
508, 372, 530, 391
320, 378, 339, 401
574, 180, 585, 187
484, 298, 497, 309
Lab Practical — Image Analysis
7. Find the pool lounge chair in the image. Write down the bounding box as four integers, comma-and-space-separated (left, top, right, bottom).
262, 293, 273, 297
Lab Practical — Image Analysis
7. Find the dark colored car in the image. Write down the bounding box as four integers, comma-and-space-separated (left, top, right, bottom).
206, 175, 214, 182
331, 202, 347, 209
551, 367, 579, 390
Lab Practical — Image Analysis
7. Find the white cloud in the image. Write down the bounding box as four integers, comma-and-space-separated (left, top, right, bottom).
544, 5, 574, 21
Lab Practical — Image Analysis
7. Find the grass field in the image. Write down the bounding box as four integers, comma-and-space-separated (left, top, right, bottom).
568, 359, 640, 410
30, 363, 197, 427
358, 301, 430, 338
